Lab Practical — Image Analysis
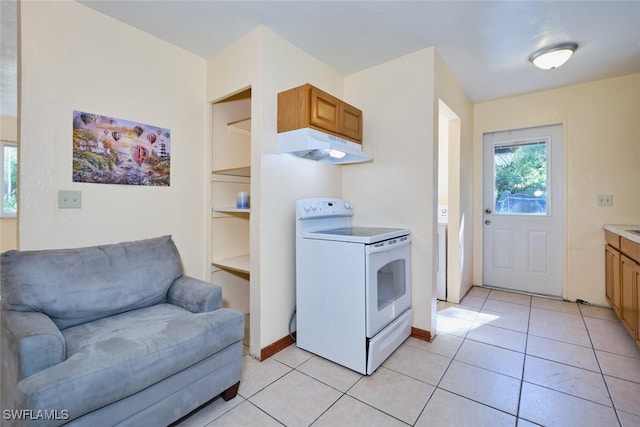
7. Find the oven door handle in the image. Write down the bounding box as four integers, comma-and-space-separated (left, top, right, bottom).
367, 236, 411, 254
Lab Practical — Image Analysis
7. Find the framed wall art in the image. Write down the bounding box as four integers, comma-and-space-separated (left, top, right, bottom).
72, 111, 171, 186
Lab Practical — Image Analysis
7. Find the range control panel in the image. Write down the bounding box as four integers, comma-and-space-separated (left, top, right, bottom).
296, 198, 354, 219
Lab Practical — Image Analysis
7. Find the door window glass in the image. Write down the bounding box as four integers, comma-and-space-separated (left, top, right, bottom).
377, 259, 406, 310
1, 141, 17, 217
494, 140, 548, 215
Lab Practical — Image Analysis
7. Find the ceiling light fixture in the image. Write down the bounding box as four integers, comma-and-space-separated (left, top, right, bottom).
529, 42, 578, 70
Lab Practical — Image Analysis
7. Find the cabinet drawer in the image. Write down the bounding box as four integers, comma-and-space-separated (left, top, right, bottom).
605, 230, 620, 249
621, 237, 640, 264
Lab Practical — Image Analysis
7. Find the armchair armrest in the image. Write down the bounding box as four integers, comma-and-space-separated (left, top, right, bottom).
1, 310, 66, 380
167, 276, 222, 313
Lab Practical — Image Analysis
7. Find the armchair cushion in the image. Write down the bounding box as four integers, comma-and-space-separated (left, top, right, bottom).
16, 304, 244, 420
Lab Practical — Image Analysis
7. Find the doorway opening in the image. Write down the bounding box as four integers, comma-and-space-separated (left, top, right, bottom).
438, 100, 462, 302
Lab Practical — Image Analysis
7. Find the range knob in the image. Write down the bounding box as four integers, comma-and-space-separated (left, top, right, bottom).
344, 202, 352, 210
303, 202, 311, 212
311, 202, 318, 211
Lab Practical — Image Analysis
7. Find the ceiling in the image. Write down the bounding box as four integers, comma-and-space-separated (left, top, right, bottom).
2, 1, 640, 118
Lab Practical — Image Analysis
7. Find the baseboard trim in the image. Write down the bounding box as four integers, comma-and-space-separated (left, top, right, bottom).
260, 333, 295, 360
260, 328, 431, 360
411, 327, 433, 342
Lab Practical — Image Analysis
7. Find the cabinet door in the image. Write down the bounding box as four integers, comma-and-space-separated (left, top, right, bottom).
620, 254, 637, 337
605, 245, 615, 305
606, 245, 622, 317
340, 102, 363, 142
309, 86, 341, 134
636, 263, 640, 348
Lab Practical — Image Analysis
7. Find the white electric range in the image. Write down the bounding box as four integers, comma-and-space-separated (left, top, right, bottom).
295, 197, 412, 375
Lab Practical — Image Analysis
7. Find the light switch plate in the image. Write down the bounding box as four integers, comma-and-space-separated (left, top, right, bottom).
58, 190, 82, 208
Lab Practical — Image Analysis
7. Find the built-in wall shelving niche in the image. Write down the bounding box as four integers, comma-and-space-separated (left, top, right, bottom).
212, 255, 250, 275
227, 118, 251, 136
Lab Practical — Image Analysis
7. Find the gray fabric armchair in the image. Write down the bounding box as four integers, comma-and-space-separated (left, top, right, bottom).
1, 235, 244, 426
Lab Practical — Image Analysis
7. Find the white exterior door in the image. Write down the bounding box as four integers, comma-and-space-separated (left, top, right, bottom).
482, 124, 564, 297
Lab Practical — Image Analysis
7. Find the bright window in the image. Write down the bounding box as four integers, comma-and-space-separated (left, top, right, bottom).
1, 141, 17, 217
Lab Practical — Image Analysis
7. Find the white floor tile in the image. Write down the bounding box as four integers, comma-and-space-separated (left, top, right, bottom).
585, 316, 640, 359
249, 370, 341, 427
579, 304, 618, 321
467, 286, 491, 299
467, 322, 527, 353
488, 289, 532, 306
206, 400, 282, 427
238, 355, 291, 398
439, 360, 521, 415
596, 350, 640, 383
383, 342, 452, 386
519, 382, 619, 427
404, 334, 463, 359
297, 355, 362, 392
271, 344, 314, 369
416, 388, 516, 427
313, 395, 407, 427
523, 355, 611, 406
531, 296, 580, 314
455, 339, 524, 379
618, 409, 640, 427
605, 375, 640, 417
347, 367, 435, 425
526, 335, 600, 372
528, 307, 591, 347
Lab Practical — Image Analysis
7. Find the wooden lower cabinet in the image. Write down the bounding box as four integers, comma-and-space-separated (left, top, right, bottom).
636, 263, 640, 347
605, 244, 621, 316
605, 231, 640, 350
620, 254, 637, 337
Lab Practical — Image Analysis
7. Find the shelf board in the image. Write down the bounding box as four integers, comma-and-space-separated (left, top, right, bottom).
212, 255, 250, 274
213, 207, 251, 214
212, 167, 250, 179
227, 118, 251, 136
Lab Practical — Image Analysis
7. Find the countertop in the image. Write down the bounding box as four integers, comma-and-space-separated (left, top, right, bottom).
604, 224, 640, 244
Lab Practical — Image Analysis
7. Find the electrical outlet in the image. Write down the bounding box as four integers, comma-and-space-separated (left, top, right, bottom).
58, 190, 82, 209
597, 194, 613, 207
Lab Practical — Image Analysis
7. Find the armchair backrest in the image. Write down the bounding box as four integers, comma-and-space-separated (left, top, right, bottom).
1, 235, 183, 329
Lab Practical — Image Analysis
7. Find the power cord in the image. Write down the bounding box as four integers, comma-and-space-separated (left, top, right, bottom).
288, 307, 296, 341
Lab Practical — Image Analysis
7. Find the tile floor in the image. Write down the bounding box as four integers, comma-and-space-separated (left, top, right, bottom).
176, 287, 640, 427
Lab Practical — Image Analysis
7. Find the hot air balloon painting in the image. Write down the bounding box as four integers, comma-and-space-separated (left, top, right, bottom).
132, 145, 149, 166
80, 113, 95, 125
73, 110, 171, 186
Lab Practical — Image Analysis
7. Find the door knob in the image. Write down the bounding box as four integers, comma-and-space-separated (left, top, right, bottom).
485, 220, 491, 225
484, 208, 492, 214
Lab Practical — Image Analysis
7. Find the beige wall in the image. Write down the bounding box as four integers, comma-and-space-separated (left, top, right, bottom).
206, 27, 344, 356
1, 115, 18, 251
344, 48, 438, 334
19, 1, 208, 277
474, 73, 640, 306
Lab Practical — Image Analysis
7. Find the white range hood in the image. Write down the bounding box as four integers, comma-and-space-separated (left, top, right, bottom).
277, 128, 373, 164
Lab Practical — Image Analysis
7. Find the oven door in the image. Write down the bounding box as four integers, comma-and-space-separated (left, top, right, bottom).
365, 235, 411, 337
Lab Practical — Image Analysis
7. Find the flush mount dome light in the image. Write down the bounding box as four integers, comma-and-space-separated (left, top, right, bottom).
529, 42, 578, 70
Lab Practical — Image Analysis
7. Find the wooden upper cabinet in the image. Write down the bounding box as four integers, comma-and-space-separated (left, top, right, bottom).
309, 86, 341, 134
278, 83, 363, 143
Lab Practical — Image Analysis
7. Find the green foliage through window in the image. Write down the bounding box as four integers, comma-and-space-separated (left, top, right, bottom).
2, 142, 18, 216
494, 141, 547, 214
